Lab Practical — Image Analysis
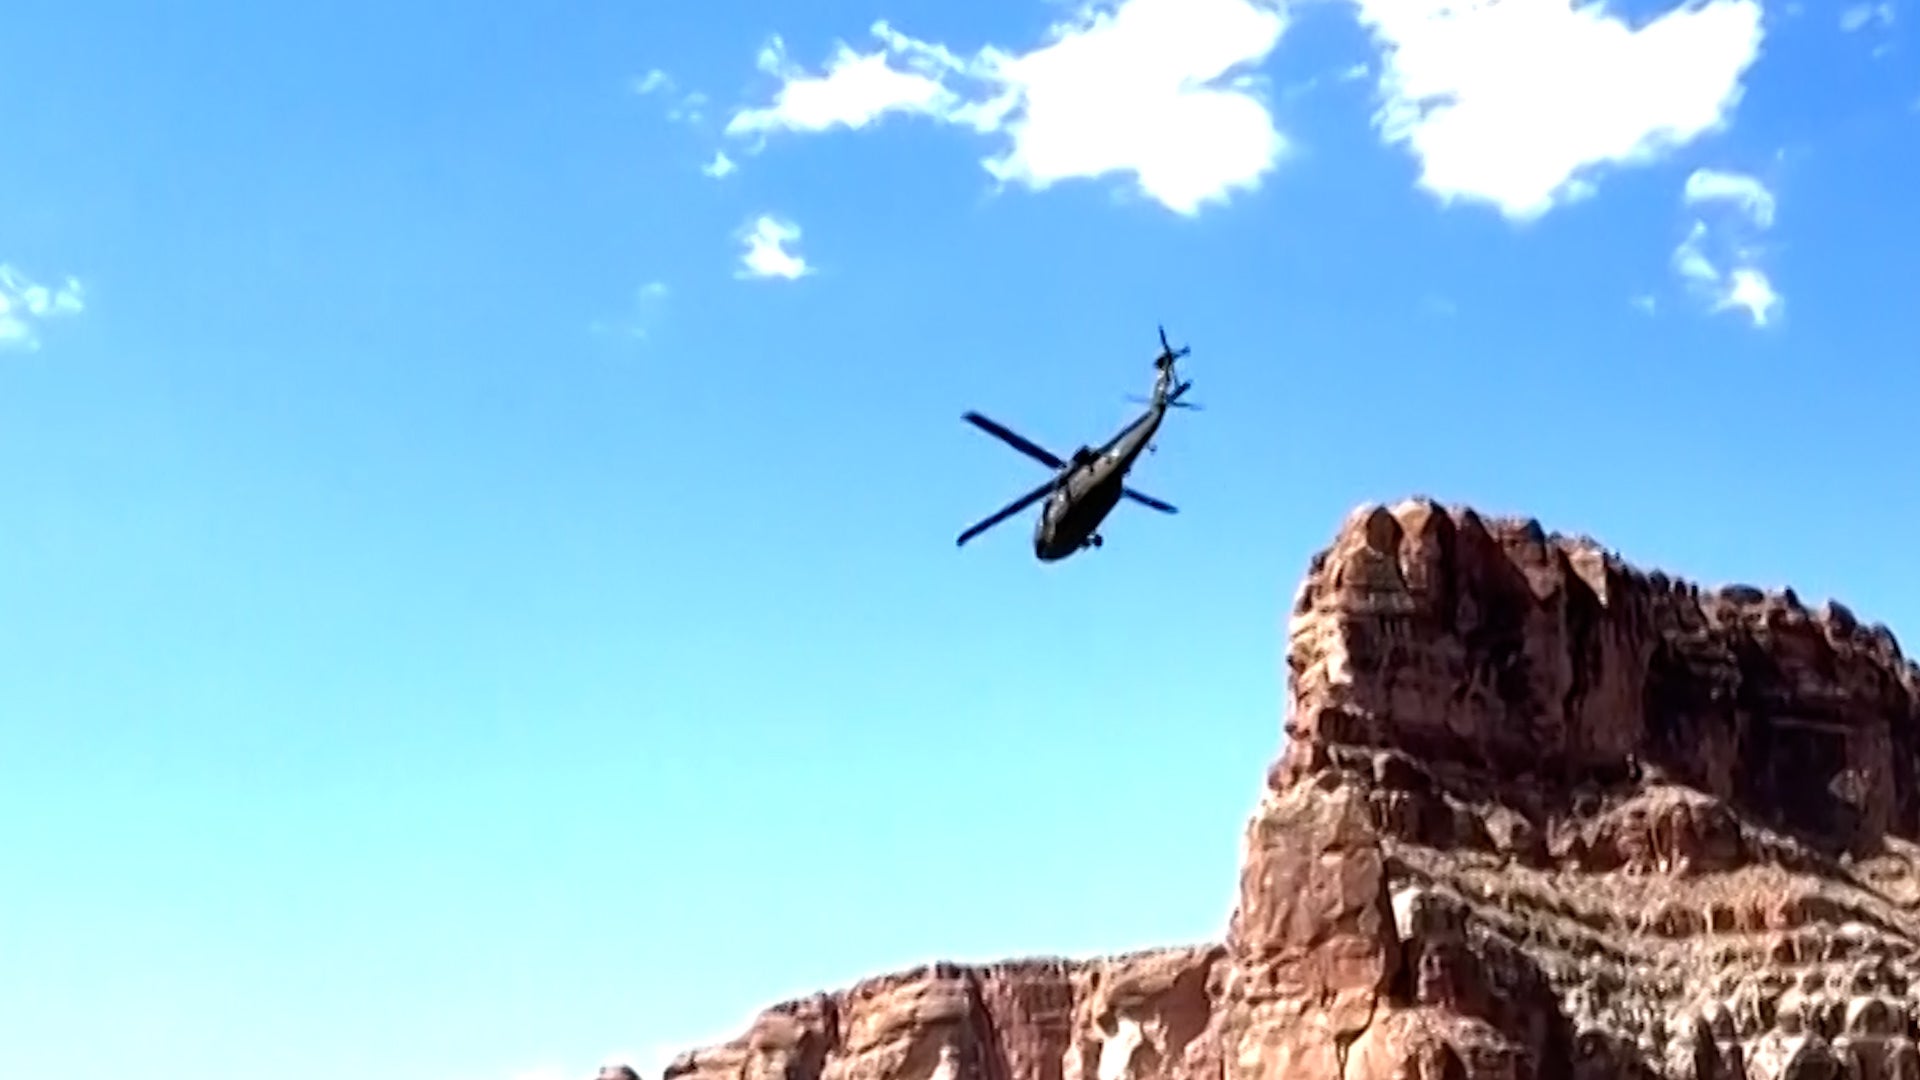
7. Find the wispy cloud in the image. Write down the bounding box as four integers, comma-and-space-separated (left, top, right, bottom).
721, 0, 1293, 216
1671, 166, 1781, 327
1683, 166, 1776, 227
634, 67, 709, 125
727, 34, 971, 139
590, 280, 671, 340
0, 264, 85, 353
1839, 1, 1898, 58
735, 216, 811, 280
1840, 1, 1895, 33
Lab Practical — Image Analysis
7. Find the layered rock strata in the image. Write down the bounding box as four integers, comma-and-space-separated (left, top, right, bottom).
659, 498, 1920, 1080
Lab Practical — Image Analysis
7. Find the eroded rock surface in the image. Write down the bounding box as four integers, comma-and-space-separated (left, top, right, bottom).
664, 951, 1225, 1080
1279, 497, 1920, 852
658, 498, 1920, 1080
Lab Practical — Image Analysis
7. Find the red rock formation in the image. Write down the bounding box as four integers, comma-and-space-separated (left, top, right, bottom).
658, 498, 1920, 1080
663, 952, 1224, 1080
1279, 498, 1920, 854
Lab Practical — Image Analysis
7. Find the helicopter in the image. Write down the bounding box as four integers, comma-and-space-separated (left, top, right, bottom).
955, 325, 1200, 561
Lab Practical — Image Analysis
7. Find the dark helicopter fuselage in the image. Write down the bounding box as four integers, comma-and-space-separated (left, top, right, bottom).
1031, 406, 1165, 560
954, 328, 1193, 561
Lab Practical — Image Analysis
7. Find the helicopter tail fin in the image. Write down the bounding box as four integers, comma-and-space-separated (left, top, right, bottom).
1154, 324, 1190, 371
1153, 325, 1192, 402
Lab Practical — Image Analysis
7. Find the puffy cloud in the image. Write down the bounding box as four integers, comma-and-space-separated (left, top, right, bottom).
722, 0, 1292, 215
736, 216, 811, 280
727, 36, 968, 138
1353, 0, 1766, 221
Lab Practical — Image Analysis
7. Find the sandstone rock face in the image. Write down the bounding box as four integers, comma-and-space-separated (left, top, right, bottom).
664, 952, 1225, 1080
658, 498, 1920, 1080
1280, 498, 1920, 852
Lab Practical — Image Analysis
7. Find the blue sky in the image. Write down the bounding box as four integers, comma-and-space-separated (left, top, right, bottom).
0, 1, 1915, 1078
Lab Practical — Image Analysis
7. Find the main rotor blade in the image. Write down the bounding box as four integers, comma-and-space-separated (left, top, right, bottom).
1122, 487, 1177, 514
962, 412, 1065, 469
957, 478, 1057, 547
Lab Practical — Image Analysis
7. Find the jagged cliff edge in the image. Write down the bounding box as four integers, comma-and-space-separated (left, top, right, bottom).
656, 497, 1920, 1080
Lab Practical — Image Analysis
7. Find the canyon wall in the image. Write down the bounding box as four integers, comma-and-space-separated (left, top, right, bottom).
659, 498, 1920, 1080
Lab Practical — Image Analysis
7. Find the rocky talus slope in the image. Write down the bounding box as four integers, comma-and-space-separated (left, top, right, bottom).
660, 498, 1920, 1080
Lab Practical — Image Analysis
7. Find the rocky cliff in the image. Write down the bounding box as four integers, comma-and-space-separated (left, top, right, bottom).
658, 498, 1920, 1080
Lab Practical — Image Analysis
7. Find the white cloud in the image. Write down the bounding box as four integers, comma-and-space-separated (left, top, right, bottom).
1840, 1, 1897, 57
967, 0, 1289, 213
1671, 166, 1780, 327
1683, 166, 1776, 227
1840, 2, 1895, 32
1718, 267, 1780, 322
728, 36, 964, 137
635, 67, 708, 124
701, 151, 737, 178
1353, 0, 1766, 221
722, 0, 1292, 215
0, 264, 85, 352
736, 215, 812, 280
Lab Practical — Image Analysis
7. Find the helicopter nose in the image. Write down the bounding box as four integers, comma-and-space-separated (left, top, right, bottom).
1033, 521, 1057, 560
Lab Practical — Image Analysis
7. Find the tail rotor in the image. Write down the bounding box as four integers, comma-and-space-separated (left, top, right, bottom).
1154, 324, 1190, 373
1127, 324, 1201, 410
